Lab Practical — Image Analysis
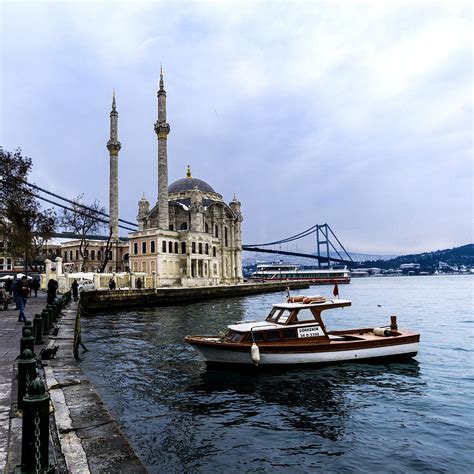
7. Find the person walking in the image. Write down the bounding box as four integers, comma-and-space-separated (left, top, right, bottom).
71, 279, 79, 302
13, 276, 30, 322
108, 278, 116, 290
47, 278, 58, 304
30, 277, 40, 297
136, 277, 142, 289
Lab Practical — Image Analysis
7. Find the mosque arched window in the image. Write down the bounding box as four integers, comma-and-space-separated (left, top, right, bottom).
205, 222, 209, 233
151, 241, 155, 253
180, 222, 188, 230
162, 241, 167, 253
169, 224, 174, 231
91, 250, 95, 260
168, 241, 173, 253
224, 227, 228, 247
199, 243, 203, 254
174, 242, 179, 253
215, 225, 219, 238
213, 246, 217, 257
133, 243, 138, 255
205, 244, 209, 255
192, 242, 196, 253
181, 242, 186, 254
142, 242, 147, 254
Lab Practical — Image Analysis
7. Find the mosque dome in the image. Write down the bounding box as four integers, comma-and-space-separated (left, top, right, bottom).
168, 166, 216, 194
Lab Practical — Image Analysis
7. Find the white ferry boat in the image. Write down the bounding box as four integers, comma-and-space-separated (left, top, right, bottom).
250, 264, 351, 285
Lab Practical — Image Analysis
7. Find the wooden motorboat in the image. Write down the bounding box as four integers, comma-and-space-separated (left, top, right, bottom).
185, 295, 420, 367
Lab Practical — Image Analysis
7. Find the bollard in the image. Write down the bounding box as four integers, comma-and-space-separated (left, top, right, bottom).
20, 327, 35, 358
15, 379, 55, 473
33, 313, 44, 345
22, 321, 33, 338
41, 309, 50, 335
17, 349, 37, 409
45, 306, 54, 331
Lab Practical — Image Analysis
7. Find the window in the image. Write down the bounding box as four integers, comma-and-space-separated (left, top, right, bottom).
266, 330, 280, 341
162, 241, 167, 252
198, 243, 203, 254
215, 225, 219, 238
192, 242, 196, 253
266, 308, 278, 321
224, 227, 228, 247
174, 242, 178, 253
84, 249, 89, 257
75, 250, 79, 259
281, 328, 297, 339
181, 242, 186, 254
169, 224, 174, 231
91, 250, 95, 260
70, 251, 73, 260
107, 250, 112, 259
151, 241, 155, 253
252, 332, 264, 342
205, 222, 209, 233
205, 244, 209, 255
134, 243, 138, 255
213, 263, 217, 275
213, 246, 216, 257
64, 252, 68, 261
98, 250, 102, 260
168, 241, 173, 253
142, 242, 147, 254
180, 222, 188, 230
293, 310, 316, 323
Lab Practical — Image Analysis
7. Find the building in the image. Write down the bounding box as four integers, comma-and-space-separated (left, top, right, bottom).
61, 239, 128, 273
128, 70, 243, 286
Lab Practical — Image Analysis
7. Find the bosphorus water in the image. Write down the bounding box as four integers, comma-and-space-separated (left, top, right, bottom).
80, 276, 473, 472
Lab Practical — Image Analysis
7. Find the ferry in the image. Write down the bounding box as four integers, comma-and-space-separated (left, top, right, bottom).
185, 295, 420, 367
250, 263, 350, 285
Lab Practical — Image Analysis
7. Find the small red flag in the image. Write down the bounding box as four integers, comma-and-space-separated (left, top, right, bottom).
333, 281, 339, 298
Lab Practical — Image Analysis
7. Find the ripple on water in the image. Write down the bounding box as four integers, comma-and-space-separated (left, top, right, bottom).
80, 276, 474, 472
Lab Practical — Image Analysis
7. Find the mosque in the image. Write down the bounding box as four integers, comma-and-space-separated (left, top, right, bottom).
109, 70, 244, 286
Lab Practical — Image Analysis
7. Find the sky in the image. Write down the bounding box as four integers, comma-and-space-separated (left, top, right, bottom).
1, 0, 472, 255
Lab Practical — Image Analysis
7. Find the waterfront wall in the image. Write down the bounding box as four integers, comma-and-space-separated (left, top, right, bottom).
80, 281, 309, 311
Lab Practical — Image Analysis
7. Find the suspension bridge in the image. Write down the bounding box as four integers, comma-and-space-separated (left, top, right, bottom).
27, 181, 354, 267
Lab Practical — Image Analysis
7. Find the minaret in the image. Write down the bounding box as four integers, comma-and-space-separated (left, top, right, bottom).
107, 91, 121, 240
154, 66, 171, 230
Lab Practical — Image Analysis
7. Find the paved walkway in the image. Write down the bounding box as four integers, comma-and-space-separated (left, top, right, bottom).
0, 291, 49, 472
1, 292, 146, 473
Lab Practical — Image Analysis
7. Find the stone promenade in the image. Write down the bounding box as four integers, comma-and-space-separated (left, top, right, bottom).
1, 292, 146, 473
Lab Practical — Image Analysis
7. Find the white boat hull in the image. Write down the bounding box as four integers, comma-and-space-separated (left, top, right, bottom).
192, 342, 419, 366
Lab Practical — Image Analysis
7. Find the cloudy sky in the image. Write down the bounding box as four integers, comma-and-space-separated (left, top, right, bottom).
1, 1, 472, 255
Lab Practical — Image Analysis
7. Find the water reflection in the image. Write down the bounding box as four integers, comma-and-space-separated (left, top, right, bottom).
81, 296, 425, 472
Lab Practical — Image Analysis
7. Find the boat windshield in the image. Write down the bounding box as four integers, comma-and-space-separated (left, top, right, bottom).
266, 308, 292, 324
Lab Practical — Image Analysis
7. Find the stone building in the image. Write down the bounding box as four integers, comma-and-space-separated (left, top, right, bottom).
128, 70, 243, 286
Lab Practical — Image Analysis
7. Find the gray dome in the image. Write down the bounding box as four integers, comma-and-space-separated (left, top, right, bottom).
168, 177, 215, 194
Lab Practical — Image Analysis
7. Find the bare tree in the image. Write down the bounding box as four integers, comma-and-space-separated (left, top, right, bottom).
61, 195, 106, 272
1, 147, 57, 272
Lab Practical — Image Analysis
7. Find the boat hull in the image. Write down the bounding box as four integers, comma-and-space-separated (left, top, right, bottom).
187, 339, 419, 366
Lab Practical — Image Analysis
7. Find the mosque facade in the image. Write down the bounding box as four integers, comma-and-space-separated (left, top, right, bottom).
124, 71, 244, 286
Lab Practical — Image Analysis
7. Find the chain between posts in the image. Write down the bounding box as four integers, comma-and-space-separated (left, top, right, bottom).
34, 412, 41, 474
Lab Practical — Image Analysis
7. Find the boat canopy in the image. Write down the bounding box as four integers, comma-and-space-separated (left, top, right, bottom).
273, 299, 352, 311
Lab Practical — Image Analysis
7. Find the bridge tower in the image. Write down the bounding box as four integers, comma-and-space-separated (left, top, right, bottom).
106, 91, 121, 240
154, 66, 171, 230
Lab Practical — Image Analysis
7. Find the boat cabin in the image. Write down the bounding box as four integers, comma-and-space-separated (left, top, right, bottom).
224, 299, 352, 344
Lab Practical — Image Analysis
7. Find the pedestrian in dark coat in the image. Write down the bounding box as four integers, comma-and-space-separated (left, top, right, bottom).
71, 279, 79, 301
108, 279, 116, 290
136, 277, 142, 289
13, 276, 30, 322
47, 278, 58, 304
30, 277, 40, 297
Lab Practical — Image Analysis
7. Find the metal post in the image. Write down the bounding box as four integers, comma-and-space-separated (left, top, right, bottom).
41, 309, 49, 335
34, 313, 44, 345
15, 379, 55, 473
17, 349, 37, 409
20, 326, 35, 357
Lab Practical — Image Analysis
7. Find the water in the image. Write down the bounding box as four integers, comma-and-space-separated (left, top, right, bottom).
80, 276, 474, 473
